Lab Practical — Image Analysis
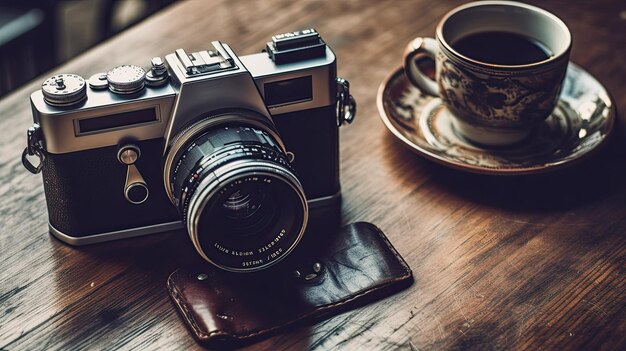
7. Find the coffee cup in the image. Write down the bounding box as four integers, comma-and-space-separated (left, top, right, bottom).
403, 1, 571, 146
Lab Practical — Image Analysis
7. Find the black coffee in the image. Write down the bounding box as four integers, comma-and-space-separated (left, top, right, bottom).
452, 31, 553, 65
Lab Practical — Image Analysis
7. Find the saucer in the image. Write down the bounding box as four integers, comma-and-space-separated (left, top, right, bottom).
377, 63, 615, 175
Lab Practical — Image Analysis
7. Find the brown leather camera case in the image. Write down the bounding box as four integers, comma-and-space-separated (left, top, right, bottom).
167, 222, 413, 347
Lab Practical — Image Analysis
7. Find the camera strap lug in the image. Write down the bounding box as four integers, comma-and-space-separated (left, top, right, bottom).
22, 123, 45, 174
336, 77, 356, 126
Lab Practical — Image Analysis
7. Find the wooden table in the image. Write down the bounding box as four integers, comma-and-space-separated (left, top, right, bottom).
1, 1, 625, 349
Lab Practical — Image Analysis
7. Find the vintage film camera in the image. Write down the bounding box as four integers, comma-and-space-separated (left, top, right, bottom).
22, 29, 355, 272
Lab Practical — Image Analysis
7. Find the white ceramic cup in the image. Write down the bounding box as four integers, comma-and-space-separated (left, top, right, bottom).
403, 1, 571, 146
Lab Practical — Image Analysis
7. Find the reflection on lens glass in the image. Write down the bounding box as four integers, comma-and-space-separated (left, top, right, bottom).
222, 188, 264, 220
219, 185, 276, 238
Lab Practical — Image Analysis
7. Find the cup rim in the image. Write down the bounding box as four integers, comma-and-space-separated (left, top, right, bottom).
435, 0, 572, 70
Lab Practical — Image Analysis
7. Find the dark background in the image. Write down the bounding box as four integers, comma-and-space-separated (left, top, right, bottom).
0, 0, 176, 97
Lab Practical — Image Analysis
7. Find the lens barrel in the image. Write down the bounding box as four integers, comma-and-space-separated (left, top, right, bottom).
165, 115, 308, 272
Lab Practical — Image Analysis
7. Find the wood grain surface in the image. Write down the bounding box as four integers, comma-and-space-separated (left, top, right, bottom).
1, 0, 625, 350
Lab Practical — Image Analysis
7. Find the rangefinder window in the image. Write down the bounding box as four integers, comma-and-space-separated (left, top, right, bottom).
77, 108, 158, 135
264, 76, 312, 107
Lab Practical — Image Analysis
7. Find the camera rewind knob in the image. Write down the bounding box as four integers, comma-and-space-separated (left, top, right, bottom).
117, 145, 149, 204
107, 65, 146, 94
41, 74, 87, 106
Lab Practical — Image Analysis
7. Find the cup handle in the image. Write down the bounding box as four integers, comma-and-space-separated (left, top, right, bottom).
403, 37, 439, 96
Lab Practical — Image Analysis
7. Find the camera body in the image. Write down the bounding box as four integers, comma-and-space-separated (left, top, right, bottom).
25, 29, 354, 270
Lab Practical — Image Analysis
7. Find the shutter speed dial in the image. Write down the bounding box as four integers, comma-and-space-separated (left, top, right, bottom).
117, 145, 149, 204
107, 65, 146, 94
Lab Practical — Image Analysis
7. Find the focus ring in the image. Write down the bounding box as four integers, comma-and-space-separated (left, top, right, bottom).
170, 126, 286, 207
163, 110, 285, 204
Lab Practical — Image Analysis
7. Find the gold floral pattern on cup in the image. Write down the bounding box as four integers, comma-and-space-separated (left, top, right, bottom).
403, 1, 572, 146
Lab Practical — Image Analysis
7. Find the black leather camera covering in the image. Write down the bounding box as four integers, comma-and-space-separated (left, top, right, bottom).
272, 105, 339, 201
42, 105, 339, 238
42, 138, 179, 236
167, 222, 413, 347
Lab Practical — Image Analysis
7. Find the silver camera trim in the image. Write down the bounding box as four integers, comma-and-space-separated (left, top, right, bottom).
30, 45, 336, 156
240, 49, 335, 116
31, 86, 176, 154
47, 192, 337, 245
49, 221, 185, 245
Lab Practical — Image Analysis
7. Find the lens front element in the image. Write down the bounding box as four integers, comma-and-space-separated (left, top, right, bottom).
167, 123, 308, 272
192, 171, 306, 271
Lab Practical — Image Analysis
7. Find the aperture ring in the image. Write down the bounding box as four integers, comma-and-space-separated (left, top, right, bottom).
164, 112, 285, 204
170, 127, 289, 207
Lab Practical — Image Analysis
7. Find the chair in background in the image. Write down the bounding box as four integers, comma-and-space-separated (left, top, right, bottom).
0, 1, 56, 97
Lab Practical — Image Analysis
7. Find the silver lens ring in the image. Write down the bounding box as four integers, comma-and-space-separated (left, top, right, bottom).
163, 110, 285, 204
186, 159, 308, 273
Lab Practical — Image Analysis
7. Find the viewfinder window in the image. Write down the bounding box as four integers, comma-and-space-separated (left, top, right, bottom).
264, 76, 312, 107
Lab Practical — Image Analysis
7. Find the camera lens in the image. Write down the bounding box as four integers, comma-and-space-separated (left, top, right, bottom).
164, 112, 308, 272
